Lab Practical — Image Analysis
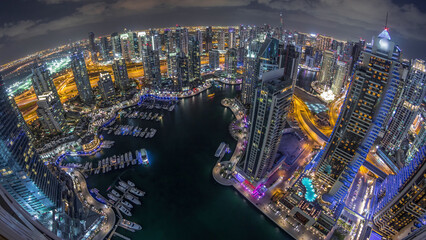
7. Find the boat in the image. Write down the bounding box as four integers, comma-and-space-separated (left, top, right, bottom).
107, 194, 118, 201
120, 219, 142, 231
122, 200, 133, 209
118, 205, 132, 217
140, 148, 149, 165
117, 186, 126, 193
215, 142, 226, 157
208, 93, 215, 98
111, 190, 121, 197
125, 193, 141, 205
119, 181, 129, 189
127, 180, 135, 187
130, 187, 145, 197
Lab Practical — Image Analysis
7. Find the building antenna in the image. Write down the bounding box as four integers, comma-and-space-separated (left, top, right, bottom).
385, 12, 388, 30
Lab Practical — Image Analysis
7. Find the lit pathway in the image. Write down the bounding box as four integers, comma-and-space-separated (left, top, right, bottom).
69, 170, 116, 240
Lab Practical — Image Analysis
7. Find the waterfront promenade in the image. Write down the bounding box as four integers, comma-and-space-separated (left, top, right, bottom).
213, 98, 318, 240
69, 170, 116, 240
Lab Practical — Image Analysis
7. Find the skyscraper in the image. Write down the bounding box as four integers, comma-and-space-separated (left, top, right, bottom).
70, 49, 94, 105
332, 61, 348, 95
88, 32, 96, 52
372, 146, 426, 238
242, 69, 294, 183
36, 91, 67, 134
205, 26, 213, 52
98, 72, 115, 102
112, 58, 129, 95
143, 44, 162, 87
225, 48, 238, 78
406, 110, 426, 164
209, 50, 220, 70
314, 29, 402, 208
31, 62, 59, 98
318, 50, 336, 88
241, 38, 282, 106
99, 36, 109, 61
176, 52, 189, 91
196, 29, 203, 54
188, 36, 201, 81
218, 30, 225, 51
0, 76, 59, 216
228, 28, 236, 49
381, 59, 426, 154
111, 32, 122, 58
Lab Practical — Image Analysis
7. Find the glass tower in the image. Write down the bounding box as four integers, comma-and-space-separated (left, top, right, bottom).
70, 49, 94, 105
0, 76, 59, 216
314, 29, 402, 208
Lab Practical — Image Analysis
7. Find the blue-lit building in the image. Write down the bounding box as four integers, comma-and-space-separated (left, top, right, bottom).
0, 76, 59, 217
70, 49, 94, 105
372, 146, 426, 238
315, 29, 402, 210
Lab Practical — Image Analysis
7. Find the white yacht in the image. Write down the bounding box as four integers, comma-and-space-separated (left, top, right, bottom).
111, 190, 121, 197
122, 200, 133, 209
125, 193, 141, 205
127, 180, 135, 187
107, 194, 118, 201
119, 181, 129, 189
120, 219, 142, 231
118, 205, 132, 217
130, 187, 145, 197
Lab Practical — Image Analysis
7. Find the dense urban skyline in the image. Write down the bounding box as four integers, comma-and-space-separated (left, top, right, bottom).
1, 0, 426, 65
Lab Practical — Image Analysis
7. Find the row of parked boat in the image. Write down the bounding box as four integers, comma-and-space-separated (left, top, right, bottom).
92, 151, 137, 174
123, 111, 163, 121
104, 125, 157, 138
140, 98, 177, 111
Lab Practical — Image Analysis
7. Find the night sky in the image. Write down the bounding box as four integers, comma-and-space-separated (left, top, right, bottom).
0, 0, 425, 64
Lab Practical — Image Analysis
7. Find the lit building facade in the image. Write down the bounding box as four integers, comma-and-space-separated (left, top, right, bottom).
36, 91, 67, 134
209, 50, 220, 70
242, 69, 294, 183
318, 50, 336, 88
381, 59, 426, 154
314, 29, 402, 209
98, 72, 115, 102
332, 61, 348, 95
372, 147, 426, 238
225, 48, 238, 78
70, 50, 94, 105
112, 58, 129, 95
0, 76, 59, 217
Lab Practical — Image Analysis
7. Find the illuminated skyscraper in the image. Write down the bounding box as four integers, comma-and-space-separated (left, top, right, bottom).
112, 58, 129, 95
0, 76, 59, 216
314, 29, 402, 208
143, 44, 162, 87
205, 26, 213, 52
318, 50, 336, 88
111, 32, 122, 58
228, 28, 236, 49
70, 49, 94, 105
196, 29, 203, 54
242, 69, 294, 183
241, 38, 282, 106
99, 36, 109, 61
176, 52, 189, 91
98, 72, 115, 102
218, 30, 225, 51
209, 50, 220, 70
406, 110, 426, 164
31, 62, 59, 98
381, 59, 426, 154
188, 36, 201, 81
36, 91, 67, 134
225, 48, 238, 78
88, 32, 96, 52
332, 61, 348, 95
372, 147, 426, 238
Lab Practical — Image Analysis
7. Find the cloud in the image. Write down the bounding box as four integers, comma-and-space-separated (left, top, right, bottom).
257, 0, 426, 42
38, 0, 84, 4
